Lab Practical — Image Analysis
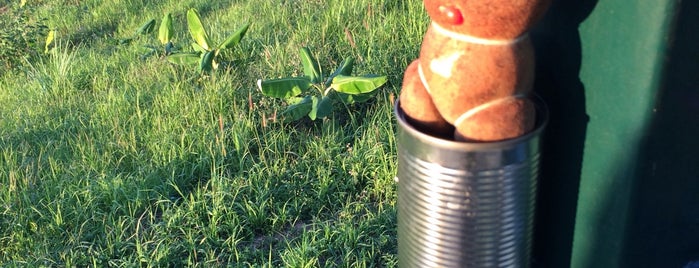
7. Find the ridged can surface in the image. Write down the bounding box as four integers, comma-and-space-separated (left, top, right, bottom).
395, 98, 547, 268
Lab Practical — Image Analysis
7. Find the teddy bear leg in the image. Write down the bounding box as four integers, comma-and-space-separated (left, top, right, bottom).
453, 96, 536, 142
399, 60, 454, 138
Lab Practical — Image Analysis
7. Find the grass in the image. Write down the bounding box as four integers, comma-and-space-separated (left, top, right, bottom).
0, 0, 428, 266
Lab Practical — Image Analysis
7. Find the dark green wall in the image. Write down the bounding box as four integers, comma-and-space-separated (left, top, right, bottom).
532, 0, 699, 266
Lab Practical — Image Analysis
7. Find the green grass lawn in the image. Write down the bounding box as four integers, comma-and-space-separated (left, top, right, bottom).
0, 0, 428, 266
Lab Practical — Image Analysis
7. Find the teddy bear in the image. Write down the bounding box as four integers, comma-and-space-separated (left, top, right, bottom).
400, 0, 551, 141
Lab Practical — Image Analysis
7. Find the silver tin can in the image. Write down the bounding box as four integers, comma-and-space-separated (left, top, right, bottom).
395, 97, 548, 268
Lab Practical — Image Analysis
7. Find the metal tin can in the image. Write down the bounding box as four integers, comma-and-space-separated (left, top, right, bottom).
395, 97, 548, 268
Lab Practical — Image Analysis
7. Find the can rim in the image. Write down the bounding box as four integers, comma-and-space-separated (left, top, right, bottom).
395, 94, 549, 150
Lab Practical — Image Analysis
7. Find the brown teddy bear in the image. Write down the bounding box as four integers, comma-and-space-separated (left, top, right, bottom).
400, 0, 551, 141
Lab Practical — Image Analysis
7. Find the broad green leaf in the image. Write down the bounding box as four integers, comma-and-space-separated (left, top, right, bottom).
135, 19, 156, 36
186, 9, 212, 50
199, 50, 215, 73
287, 96, 309, 105
324, 57, 354, 87
299, 47, 321, 83
257, 77, 312, 99
167, 52, 201, 65
44, 30, 55, 53
217, 22, 250, 50
309, 96, 320, 120
331, 91, 377, 104
191, 42, 207, 53
158, 13, 173, 45
283, 96, 313, 121
331, 74, 387, 95
317, 96, 333, 118
309, 96, 333, 120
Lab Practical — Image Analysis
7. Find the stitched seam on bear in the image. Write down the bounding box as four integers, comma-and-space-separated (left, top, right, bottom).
417, 63, 433, 95
431, 22, 527, 46
453, 94, 527, 126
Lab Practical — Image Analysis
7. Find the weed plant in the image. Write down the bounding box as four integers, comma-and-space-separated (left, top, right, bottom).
0, 2, 49, 73
0, 0, 428, 266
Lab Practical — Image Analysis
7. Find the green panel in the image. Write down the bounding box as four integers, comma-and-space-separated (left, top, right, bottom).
572, 0, 677, 267
532, 0, 699, 266
619, 0, 699, 266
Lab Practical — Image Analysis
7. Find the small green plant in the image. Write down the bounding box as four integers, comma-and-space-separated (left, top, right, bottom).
258, 47, 388, 121
167, 8, 250, 73
0, 2, 49, 72
158, 13, 174, 49
119, 18, 153, 44
121, 13, 175, 58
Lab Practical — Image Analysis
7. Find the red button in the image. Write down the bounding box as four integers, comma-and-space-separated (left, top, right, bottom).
438, 5, 464, 25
